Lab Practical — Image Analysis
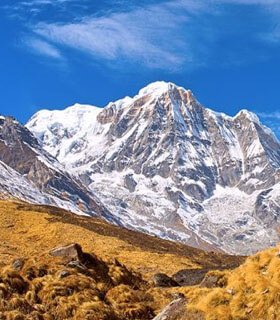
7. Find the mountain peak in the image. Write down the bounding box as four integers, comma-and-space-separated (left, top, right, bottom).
137, 81, 188, 98
234, 109, 260, 124
25, 83, 280, 255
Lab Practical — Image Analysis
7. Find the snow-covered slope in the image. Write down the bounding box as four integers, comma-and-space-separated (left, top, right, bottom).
0, 160, 50, 203
27, 82, 280, 254
0, 115, 114, 220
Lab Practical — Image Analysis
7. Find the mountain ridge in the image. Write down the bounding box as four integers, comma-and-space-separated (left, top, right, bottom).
0, 115, 116, 223
26, 81, 280, 255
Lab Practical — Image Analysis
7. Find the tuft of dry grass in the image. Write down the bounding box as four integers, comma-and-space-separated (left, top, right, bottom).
106, 284, 154, 319
0, 242, 280, 319
0, 251, 150, 320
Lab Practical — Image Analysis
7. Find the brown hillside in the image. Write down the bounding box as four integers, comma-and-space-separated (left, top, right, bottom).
4, 200, 276, 320
0, 200, 243, 276
158, 245, 280, 319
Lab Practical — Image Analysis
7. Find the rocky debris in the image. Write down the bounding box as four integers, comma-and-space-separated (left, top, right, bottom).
49, 244, 117, 285
152, 294, 186, 320
152, 273, 179, 287
67, 260, 88, 272
49, 243, 104, 270
172, 268, 208, 286
57, 270, 71, 279
12, 258, 25, 271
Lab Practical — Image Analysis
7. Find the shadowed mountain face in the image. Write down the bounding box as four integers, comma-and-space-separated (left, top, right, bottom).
0, 116, 114, 221
26, 82, 280, 255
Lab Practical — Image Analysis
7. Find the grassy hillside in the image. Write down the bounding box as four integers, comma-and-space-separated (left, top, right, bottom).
1, 200, 278, 319
0, 201, 242, 277
161, 245, 280, 319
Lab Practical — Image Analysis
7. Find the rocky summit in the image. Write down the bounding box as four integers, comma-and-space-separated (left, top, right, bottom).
25, 81, 280, 255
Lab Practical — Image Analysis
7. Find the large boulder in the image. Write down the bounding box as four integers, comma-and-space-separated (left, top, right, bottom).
172, 269, 208, 286
49, 243, 83, 261
152, 273, 179, 287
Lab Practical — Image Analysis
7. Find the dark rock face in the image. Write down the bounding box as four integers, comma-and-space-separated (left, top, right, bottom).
152, 273, 179, 287
254, 189, 280, 226
124, 174, 137, 192
172, 269, 208, 286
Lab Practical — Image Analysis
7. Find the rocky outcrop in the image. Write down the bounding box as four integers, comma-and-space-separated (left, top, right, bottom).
49, 243, 83, 260
172, 268, 208, 286
152, 273, 179, 287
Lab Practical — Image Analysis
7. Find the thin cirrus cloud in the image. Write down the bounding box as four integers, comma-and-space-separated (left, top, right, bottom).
15, 0, 280, 69
24, 37, 63, 60
30, 0, 280, 69
257, 111, 280, 138
14, 0, 76, 6
33, 2, 198, 71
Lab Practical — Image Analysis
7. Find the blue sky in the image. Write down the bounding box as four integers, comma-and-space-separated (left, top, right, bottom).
1, 0, 280, 137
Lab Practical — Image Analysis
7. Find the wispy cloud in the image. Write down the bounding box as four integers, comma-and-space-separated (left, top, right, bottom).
30, 0, 221, 70
11, 0, 76, 7
24, 37, 63, 59
257, 111, 280, 137
33, 2, 199, 70
258, 111, 280, 119
5, 0, 280, 69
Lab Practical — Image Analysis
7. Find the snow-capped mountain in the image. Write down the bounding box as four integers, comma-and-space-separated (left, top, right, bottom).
0, 115, 114, 219
27, 82, 280, 254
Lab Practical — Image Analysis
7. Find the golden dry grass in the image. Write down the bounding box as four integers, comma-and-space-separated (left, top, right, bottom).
3, 200, 278, 320
0, 200, 242, 278
0, 255, 155, 320
148, 247, 280, 320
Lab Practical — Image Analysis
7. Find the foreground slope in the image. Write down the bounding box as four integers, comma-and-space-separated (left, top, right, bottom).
0, 201, 279, 320
27, 82, 280, 254
168, 245, 280, 319
0, 201, 241, 274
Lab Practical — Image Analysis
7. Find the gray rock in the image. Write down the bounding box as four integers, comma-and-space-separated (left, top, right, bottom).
199, 272, 226, 288
124, 174, 137, 192
12, 259, 24, 271
153, 273, 179, 287
67, 260, 87, 271
58, 270, 70, 279
49, 243, 83, 260
172, 269, 208, 286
